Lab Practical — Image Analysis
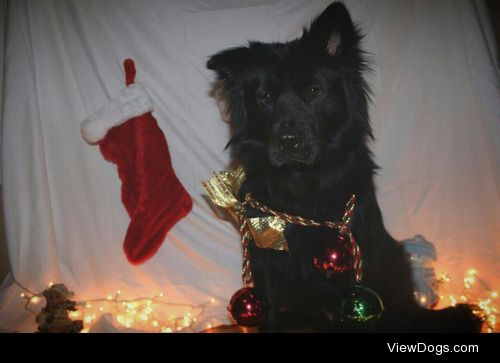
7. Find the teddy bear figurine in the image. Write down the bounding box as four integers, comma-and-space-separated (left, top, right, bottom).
36, 283, 83, 333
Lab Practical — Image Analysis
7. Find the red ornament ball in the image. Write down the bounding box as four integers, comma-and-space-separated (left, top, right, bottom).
228, 287, 266, 327
312, 236, 355, 281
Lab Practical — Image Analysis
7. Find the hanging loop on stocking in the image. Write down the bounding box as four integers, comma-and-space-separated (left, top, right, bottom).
124, 58, 136, 86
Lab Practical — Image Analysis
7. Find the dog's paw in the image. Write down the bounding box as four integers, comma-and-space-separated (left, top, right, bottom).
258, 310, 282, 333
435, 304, 484, 332
414, 304, 484, 333
311, 309, 340, 332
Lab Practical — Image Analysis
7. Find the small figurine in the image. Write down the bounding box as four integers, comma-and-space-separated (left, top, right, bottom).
401, 235, 439, 308
36, 283, 83, 333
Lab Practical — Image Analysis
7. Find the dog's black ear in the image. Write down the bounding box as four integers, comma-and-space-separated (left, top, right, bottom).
303, 2, 360, 56
207, 47, 252, 138
207, 46, 254, 80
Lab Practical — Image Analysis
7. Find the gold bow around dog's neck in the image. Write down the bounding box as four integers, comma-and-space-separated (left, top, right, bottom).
201, 166, 288, 252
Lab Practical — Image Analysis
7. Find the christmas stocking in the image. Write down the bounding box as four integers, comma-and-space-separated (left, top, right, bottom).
81, 59, 192, 265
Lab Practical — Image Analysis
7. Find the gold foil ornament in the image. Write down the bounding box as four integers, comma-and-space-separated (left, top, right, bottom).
201, 166, 288, 252
247, 216, 288, 251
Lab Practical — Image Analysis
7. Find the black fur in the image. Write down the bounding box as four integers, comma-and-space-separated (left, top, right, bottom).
207, 2, 482, 332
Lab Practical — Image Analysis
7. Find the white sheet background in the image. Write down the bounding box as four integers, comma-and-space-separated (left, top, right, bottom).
1, 0, 499, 332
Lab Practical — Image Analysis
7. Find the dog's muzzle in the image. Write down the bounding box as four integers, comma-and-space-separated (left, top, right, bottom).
268, 133, 320, 167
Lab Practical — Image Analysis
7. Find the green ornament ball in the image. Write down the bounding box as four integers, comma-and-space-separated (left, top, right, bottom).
339, 285, 384, 329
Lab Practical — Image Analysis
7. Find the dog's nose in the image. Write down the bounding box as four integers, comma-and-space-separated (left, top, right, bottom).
279, 134, 301, 152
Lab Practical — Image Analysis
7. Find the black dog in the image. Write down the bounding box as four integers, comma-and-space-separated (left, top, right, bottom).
207, 2, 482, 332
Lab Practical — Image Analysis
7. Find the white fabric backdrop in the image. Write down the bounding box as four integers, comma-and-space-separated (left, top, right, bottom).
1, 0, 498, 332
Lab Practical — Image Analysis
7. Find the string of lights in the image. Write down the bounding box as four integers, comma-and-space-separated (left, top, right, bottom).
13, 266, 498, 333
14, 279, 217, 333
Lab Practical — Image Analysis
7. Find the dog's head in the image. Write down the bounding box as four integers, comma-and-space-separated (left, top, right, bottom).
207, 2, 371, 170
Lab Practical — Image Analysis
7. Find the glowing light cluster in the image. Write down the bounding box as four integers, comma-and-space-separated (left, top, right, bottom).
437, 268, 498, 333
17, 281, 217, 333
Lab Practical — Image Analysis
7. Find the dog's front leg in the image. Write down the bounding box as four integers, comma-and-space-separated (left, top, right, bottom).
257, 275, 284, 333
259, 308, 281, 333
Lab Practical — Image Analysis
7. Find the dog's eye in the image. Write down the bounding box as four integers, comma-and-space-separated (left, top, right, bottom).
304, 86, 321, 101
259, 91, 275, 104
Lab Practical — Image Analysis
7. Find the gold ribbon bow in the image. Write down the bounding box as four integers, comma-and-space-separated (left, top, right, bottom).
201, 166, 288, 252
